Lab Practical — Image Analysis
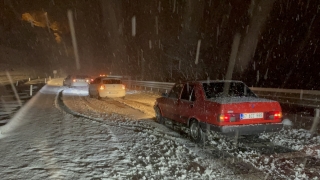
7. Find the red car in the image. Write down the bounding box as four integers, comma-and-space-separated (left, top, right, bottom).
154, 80, 283, 143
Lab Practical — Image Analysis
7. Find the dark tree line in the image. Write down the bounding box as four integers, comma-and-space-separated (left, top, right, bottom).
1, 0, 320, 89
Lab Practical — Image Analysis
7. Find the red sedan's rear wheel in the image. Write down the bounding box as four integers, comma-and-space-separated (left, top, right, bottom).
155, 107, 165, 124
190, 120, 205, 143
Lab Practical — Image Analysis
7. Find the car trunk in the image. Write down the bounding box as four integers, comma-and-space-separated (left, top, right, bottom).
208, 97, 282, 125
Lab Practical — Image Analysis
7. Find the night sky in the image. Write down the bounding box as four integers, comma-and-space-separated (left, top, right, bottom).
0, 0, 320, 89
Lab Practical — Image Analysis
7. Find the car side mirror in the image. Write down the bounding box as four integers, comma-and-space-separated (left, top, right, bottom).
161, 92, 168, 97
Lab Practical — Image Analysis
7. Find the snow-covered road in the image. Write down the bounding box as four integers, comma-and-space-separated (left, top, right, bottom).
0, 79, 319, 179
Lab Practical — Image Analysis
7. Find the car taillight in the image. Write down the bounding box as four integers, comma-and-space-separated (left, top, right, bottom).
91, 79, 94, 82
218, 113, 237, 122
73, 79, 76, 82
100, 85, 105, 90
122, 85, 125, 89
265, 111, 282, 120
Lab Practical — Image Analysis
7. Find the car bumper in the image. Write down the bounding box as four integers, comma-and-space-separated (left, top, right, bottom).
99, 90, 126, 98
199, 122, 283, 136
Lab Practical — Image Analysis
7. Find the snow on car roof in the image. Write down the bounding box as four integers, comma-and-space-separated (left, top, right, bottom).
101, 77, 122, 80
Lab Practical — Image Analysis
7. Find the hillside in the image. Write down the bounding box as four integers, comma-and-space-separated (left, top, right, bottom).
0, 45, 50, 85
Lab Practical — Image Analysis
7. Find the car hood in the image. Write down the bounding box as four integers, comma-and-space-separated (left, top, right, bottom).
208, 97, 276, 104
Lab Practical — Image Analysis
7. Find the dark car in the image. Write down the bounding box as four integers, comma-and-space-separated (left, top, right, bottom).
63, 75, 91, 87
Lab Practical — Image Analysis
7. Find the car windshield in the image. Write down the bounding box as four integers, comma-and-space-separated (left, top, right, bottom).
102, 79, 122, 84
203, 82, 257, 99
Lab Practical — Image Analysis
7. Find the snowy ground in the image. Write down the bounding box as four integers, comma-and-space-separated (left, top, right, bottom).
0, 78, 319, 179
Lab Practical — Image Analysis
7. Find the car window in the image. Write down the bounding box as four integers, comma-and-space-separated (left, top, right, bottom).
102, 79, 122, 84
203, 82, 256, 99
181, 83, 195, 101
168, 84, 183, 99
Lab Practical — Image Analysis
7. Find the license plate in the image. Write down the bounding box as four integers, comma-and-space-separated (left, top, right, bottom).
240, 112, 263, 119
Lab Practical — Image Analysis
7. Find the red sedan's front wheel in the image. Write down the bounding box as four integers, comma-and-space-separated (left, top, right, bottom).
190, 120, 205, 144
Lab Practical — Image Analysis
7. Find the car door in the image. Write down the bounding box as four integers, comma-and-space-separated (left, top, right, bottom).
162, 83, 183, 121
178, 83, 196, 124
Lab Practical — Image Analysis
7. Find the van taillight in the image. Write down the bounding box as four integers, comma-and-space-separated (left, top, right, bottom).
265, 111, 282, 120
122, 85, 125, 89
218, 114, 237, 122
100, 85, 105, 90
73, 79, 76, 82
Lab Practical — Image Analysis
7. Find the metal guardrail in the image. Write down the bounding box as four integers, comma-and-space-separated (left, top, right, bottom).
123, 80, 320, 108
123, 80, 174, 93
251, 87, 320, 108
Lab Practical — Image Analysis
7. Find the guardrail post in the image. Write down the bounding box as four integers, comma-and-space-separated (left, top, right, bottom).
16, 81, 19, 86
6, 71, 22, 106
30, 85, 33, 96
45, 78, 47, 83
300, 90, 303, 100
310, 109, 320, 134
29, 77, 30, 81
203, 123, 210, 148
234, 130, 239, 148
